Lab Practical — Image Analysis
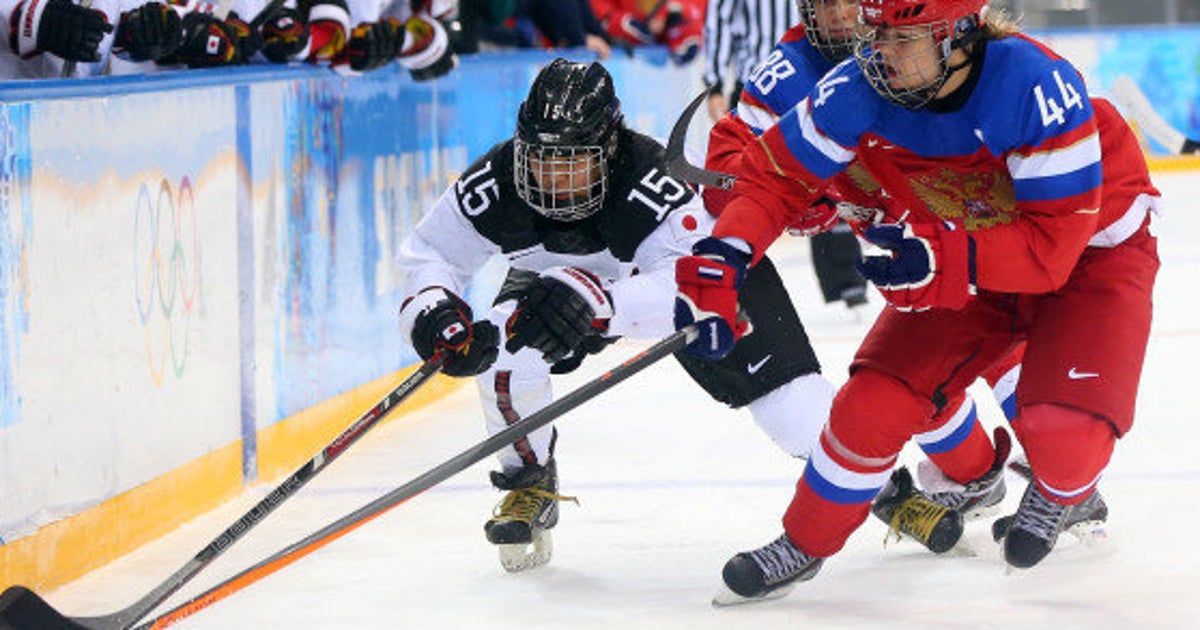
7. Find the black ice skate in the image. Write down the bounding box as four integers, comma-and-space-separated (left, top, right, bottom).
713, 533, 824, 606
919, 427, 1012, 521
992, 483, 1109, 568
871, 467, 965, 553
484, 459, 576, 572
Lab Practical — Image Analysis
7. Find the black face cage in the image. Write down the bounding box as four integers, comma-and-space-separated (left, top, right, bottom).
798, 0, 858, 64
514, 141, 609, 221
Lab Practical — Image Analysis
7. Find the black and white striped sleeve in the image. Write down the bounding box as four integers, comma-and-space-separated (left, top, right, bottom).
702, 0, 744, 91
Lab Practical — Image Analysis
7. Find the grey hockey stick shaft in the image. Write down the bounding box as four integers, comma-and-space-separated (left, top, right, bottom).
138, 327, 698, 628
0, 355, 447, 630
1112, 75, 1200, 155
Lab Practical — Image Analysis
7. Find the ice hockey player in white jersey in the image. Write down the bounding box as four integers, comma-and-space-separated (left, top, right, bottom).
397, 58, 839, 572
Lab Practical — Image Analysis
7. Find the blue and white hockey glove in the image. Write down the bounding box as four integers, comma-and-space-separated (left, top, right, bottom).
855, 221, 975, 312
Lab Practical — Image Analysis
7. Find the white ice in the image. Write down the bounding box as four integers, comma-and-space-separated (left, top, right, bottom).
48, 172, 1200, 628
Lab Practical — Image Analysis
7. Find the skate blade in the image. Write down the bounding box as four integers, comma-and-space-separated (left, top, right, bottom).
498, 529, 553, 572
961, 501, 1005, 523
711, 583, 794, 607
1065, 519, 1109, 547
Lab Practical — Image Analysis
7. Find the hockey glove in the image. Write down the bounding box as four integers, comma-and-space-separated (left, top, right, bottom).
9, 0, 113, 61
396, 13, 455, 81
674, 237, 750, 360
259, 6, 309, 63
113, 2, 181, 62
505, 267, 614, 365
603, 11, 653, 46
305, 0, 350, 62
662, 4, 700, 65
855, 221, 976, 312
549, 334, 619, 375
786, 195, 841, 237
401, 287, 500, 377
223, 12, 262, 64
343, 17, 402, 72
162, 12, 241, 67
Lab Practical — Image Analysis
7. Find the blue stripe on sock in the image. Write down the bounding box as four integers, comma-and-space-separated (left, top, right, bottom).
803, 461, 884, 505
920, 404, 978, 455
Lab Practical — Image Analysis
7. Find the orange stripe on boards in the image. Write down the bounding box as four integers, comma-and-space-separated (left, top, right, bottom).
0, 442, 243, 593
1146, 155, 1200, 172
256, 367, 461, 483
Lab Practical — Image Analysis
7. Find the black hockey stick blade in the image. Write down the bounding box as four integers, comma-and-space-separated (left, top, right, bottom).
139, 327, 698, 628
0, 355, 446, 630
0, 586, 90, 630
666, 91, 737, 190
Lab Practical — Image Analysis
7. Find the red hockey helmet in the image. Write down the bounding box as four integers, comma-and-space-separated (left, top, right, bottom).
855, 0, 990, 108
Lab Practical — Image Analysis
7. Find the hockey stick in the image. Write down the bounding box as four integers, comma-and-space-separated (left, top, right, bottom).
666, 90, 737, 190
1111, 75, 1200, 155
0, 355, 447, 630
137, 327, 698, 628
664, 91, 883, 224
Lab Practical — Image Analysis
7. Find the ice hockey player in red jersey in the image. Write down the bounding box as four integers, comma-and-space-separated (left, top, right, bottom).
674, 0, 1159, 602
704, 0, 1024, 554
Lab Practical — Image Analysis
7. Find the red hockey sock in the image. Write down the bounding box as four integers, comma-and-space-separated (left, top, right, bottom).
917, 393, 995, 484
784, 369, 929, 557
1012, 404, 1116, 505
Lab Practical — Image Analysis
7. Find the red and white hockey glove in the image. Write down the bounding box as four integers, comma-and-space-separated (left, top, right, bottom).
305, 0, 350, 62
603, 11, 653, 46
674, 237, 750, 360
505, 267, 614, 365
786, 195, 841, 237
855, 221, 976, 312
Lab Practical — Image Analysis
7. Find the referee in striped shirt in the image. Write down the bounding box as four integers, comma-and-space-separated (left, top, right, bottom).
702, 0, 801, 121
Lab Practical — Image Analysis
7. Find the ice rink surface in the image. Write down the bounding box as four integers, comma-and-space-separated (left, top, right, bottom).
48, 172, 1200, 628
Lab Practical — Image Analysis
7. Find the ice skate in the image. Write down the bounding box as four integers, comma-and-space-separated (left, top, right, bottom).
992, 484, 1109, 562
484, 459, 576, 572
712, 533, 824, 606
994, 459, 1109, 548
918, 427, 1011, 521
871, 467, 964, 553
992, 480, 1110, 569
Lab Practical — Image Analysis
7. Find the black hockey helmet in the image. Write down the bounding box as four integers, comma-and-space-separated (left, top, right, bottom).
514, 59, 624, 221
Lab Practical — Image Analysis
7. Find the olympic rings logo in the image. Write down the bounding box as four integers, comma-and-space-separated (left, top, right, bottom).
133, 177, 200, 385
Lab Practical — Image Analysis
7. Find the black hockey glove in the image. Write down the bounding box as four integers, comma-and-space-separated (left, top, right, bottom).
113, 2, 181, 62
505, 267, 614, 365
259, 7, 309, 63
344, 17, 403, 72
161, 12, 241, 68
9, 0, 113, 62
404, 288, 500, 377
224, 12, 262, 63
549, 334, 619, 375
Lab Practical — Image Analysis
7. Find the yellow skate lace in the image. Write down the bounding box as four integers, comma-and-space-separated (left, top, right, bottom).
885, 495, 951, 546
492, 486, 579, 523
